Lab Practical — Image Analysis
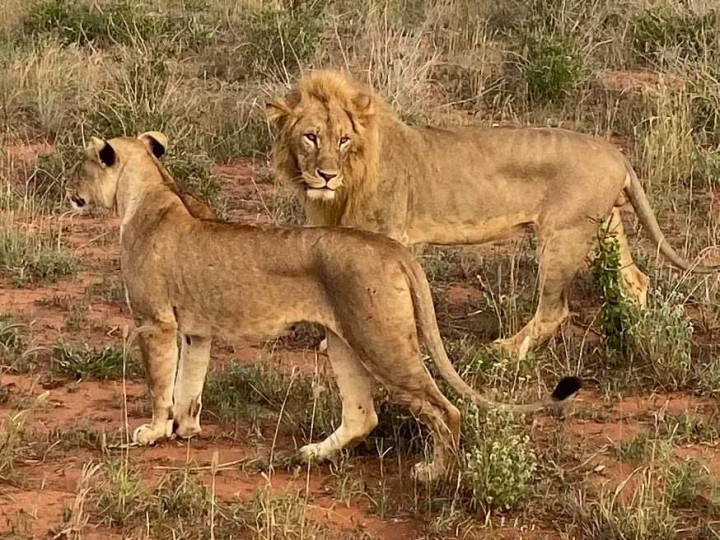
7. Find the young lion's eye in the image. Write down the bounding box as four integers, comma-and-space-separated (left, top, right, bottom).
304, 133, 317, 145
339, 136, 350, 147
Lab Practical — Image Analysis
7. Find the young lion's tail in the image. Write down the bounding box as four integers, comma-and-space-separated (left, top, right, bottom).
400, 257, 581, 413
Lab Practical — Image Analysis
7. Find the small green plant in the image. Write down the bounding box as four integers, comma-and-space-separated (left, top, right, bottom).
94, 460, 148, 527
64, 303, 88, 332
51, 343, 142, 380
591, 226, 641, 356
0, 225, 80, 287
630, 290, 693, 390
615, 431, 673, 464
0, 314, 24, 358
592, 227, 694, 390
666, 459, 720, 513
459, 406, 538, 511
518, 33, 587, 105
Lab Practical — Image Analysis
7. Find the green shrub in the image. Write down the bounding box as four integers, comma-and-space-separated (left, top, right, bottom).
633, 9, 720, 63
630, 290, 693, 390
22, 0, 213, 49
242, 7, 321, 78
23, 0, 161, 46
591, 226, 641, 356
592, 225, 694, 390
460, 406, 537, 511
519, 33, 587, 105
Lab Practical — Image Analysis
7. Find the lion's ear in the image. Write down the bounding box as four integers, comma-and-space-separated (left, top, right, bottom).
352, 92, 373, 118
265, 99, 293, 126
88, 137, 116, 167
138, 131, 168, 159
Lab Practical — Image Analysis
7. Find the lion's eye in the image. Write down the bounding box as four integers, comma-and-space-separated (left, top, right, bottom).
304, 133, 317, 144
339, 136, 350, 147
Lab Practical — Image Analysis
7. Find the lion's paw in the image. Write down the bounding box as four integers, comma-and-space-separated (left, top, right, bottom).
492, 334, 531, 361
173, 420, 202, 440
132, 421, 172, 446
298, 442, 333, 464
411, 461, 442, 484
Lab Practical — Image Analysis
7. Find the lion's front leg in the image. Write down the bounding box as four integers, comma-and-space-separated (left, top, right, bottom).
172, 334, 211, 439
132, 321, 179, 446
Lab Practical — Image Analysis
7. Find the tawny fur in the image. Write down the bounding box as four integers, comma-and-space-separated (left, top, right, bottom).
66, 132, 580, 482
267, 69, 718, 357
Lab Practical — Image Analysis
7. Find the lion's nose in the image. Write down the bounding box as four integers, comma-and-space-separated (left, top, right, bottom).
316, 169, 337, 182
71, 195, 86, 208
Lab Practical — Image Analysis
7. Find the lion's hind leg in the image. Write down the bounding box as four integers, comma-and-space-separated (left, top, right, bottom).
606, 207, 649, 306
172, 334, 212, 439
366, 346, 460, 483
495, 223, 597, 357
299, 331, 378, 463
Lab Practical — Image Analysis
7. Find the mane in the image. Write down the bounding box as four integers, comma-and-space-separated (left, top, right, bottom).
271, 70, 398, 226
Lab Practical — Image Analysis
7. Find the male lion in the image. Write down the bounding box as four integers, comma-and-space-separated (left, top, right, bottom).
66, 131, 580, 482
266, 70, 718, 356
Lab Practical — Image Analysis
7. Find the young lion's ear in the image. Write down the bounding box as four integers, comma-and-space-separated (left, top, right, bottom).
88, 136, 116, 167
137, 131, 168, 159
265, 99, 293, 126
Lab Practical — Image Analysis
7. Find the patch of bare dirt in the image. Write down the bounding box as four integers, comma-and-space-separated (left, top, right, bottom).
598, 69, 684, 93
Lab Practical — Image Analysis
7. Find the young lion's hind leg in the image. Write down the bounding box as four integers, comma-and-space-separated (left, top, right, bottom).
365, 344, 460, 483
606, 207, 649, 306
172, 334, 212, 439
299, 332, 378, 463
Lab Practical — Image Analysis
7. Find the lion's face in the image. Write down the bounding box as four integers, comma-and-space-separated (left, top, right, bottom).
66, 131, 168, 212
267, 72, 376, 203
284, 101, 357, 201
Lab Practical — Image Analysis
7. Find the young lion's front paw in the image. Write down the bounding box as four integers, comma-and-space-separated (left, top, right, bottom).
411, 461, 443, 484
132, 421, 172, 446
173, 419, 202, 440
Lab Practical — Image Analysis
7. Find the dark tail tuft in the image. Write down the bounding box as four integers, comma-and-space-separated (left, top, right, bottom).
551, 376, 582, 402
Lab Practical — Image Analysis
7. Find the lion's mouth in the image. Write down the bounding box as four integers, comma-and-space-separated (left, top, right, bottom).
305, 185, 337, 201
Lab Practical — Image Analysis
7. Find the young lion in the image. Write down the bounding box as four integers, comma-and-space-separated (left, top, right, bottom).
66, 131, 581, 482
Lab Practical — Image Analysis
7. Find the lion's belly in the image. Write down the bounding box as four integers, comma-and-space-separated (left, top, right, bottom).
407, 212, 535, 245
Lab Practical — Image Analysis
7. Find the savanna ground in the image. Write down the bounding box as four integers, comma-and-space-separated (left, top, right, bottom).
2, 0, 720, 538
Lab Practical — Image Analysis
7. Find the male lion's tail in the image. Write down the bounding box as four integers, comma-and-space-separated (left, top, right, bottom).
622, 158, 720, 274
399, 258, 581, 413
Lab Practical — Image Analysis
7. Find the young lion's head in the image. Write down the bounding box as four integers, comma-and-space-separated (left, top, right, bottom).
66, 131, 168, 212
266, 70, 384, 204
